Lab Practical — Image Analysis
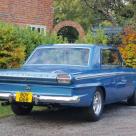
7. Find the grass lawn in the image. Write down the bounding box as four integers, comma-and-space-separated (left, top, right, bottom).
0, 104, 13, 118
0, 102, 47, 118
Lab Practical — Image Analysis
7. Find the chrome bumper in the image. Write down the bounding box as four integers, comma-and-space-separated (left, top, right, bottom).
0, 93, 80, 104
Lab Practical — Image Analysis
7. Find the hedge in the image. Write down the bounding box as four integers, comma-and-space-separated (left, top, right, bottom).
119, 27, 136, 68
0, 22, 67, 69
76, 30, 108, 44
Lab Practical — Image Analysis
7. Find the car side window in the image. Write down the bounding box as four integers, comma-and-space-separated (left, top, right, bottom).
101, 49, 122, 66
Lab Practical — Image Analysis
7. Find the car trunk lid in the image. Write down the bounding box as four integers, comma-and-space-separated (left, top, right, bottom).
0, 71, 58, 85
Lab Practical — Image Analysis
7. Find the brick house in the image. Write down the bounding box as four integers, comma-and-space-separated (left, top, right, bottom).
0, 0, 53, 32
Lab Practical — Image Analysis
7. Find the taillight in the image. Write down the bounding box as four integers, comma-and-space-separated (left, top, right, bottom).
57, 74, 71, 84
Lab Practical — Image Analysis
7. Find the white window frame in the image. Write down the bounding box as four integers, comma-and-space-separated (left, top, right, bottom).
28, 24, 47, 33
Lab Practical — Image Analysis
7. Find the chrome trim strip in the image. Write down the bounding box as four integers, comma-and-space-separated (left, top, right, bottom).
75, 72, 136, 80
0, 92, 80, 104
75, 83, 102, 88
0, 93, 12, 100
0, 72, 57, 79
0, 72, 72, 85
23, 64, 89, 68
0, 79, 57, 84
35, 95, 80, 104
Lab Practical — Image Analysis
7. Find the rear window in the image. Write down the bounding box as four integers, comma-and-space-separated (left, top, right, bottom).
26, 47, 90, 66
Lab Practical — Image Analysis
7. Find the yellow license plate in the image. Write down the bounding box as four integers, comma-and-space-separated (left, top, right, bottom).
16, 92, 33, 103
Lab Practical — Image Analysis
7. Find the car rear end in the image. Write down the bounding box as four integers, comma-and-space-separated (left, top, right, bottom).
0, 70, 93, 107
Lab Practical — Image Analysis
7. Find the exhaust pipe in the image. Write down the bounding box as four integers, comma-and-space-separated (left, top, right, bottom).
1, 101, 10, 106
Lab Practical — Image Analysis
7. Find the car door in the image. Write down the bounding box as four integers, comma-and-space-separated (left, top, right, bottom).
101, 49, 128, 102
115, 50, 135, 100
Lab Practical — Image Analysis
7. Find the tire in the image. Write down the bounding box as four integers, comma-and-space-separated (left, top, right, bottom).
11, 103, 33, 115
84, 89, 104, 122
127, 90, 136, 106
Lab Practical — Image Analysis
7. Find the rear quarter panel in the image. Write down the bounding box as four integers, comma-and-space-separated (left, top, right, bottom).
74, 68, 136, 105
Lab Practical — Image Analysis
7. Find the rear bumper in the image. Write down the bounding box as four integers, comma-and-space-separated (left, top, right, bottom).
0, 92, 80, 104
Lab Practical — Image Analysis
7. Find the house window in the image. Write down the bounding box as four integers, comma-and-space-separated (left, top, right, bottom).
28, 25, 46, 33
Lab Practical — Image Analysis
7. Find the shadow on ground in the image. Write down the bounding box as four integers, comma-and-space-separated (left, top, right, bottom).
25, 102, 131, 123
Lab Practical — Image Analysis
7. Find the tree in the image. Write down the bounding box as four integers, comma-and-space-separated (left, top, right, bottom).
81, 0, 136, 26
54, 0, 95, 30
54, 0, 136, 28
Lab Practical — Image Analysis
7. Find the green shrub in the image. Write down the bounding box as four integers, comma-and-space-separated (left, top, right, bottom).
0, 22, 109, 69
119, 27, 136, 68
0, 22, 67, 69
76, 30, 108, 44
0, 23, 26, 68
18, 29, 67, 58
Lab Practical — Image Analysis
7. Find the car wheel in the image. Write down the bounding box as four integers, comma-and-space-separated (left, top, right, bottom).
127, 89, 136, 106
11, 103, 33, 115
84, 89, 104, 122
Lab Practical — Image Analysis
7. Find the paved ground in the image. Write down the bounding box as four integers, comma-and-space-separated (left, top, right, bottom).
0, 102, 136, 136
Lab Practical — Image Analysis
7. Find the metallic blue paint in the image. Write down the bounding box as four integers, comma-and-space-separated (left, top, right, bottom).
0, 44, 136, 107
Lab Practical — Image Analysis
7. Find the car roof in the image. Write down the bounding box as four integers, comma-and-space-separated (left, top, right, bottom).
36, 44, 116, 50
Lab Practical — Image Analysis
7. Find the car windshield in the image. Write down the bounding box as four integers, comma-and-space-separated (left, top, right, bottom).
26, 47, 90, 66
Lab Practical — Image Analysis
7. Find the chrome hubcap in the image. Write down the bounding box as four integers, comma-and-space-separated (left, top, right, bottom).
93, 91, 102, 115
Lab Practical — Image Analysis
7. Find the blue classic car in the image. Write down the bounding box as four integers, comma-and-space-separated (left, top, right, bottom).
0, 44, 136, 121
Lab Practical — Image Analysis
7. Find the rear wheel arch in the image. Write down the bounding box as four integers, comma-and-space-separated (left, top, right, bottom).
127, 88, 136, 106
84, 86, 105, 121
96, 86, 106, 101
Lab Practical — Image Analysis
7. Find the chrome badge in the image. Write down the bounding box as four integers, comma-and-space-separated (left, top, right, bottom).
25, 85, 31, 91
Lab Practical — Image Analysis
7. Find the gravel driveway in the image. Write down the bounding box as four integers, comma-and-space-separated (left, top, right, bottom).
0, 102, 136, 136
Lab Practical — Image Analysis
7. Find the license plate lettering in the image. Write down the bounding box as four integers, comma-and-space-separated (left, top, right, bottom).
16, 92, 32, 103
